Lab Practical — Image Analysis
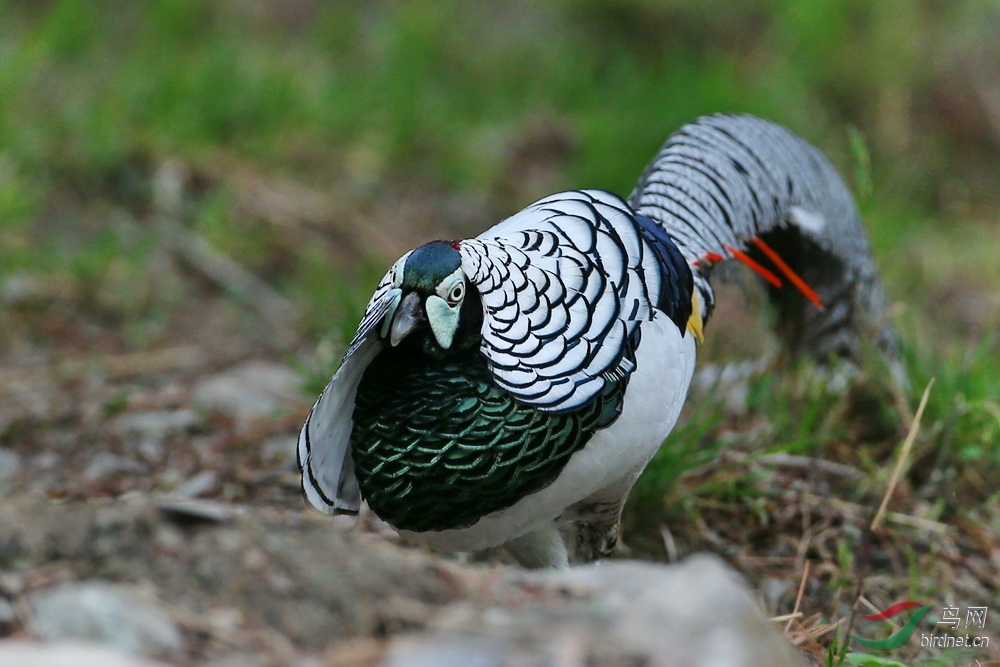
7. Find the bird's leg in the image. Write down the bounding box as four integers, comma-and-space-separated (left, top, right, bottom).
503, 521, 569, 568
560, 500, 625, 564
559, 477, 636, 564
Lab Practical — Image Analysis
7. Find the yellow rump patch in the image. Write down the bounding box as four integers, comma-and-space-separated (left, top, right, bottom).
686, 295, 704, 343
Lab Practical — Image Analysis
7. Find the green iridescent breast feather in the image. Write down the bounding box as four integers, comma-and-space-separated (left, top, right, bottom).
350, 333, 638, 533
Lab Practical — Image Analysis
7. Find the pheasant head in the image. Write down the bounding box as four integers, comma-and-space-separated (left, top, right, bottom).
380, 241, 481, 357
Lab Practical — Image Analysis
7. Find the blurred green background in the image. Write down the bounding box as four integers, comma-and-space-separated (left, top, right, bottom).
3, 0, 1000, 286
3, 2, 1000, 660
4, 0, 1000, 205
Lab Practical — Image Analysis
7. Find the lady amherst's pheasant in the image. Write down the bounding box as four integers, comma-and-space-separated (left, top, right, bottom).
298, 115, 897, 568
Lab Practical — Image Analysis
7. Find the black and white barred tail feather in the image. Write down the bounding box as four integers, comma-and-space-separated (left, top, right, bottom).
629, 114, 897, 365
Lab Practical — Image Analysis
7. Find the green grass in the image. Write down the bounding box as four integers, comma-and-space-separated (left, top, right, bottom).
2, 1, 997, 213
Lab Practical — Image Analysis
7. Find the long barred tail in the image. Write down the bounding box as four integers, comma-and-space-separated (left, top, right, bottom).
628, 114, 899, 368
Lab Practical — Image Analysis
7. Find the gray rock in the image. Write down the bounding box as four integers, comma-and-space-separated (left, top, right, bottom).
83, 453, 145, 481
1, 273, 48, 305
380, 636, 515, 667
412, 554, 806, 667
378, 636, 560, 667
28, 581, 184, 658
31, 452, 59, 470
0, 596, 17, 630
0, 640, 169, 667
170, 470, 219, 498
137, 438, 166, 464
0, 448, 21, 499
191, 361, 301, 421
113, 409, 200, 444
156, 496, 241, 524
549, 555, 806, 667
0, 447, 22, 481
199, 651, 270, 667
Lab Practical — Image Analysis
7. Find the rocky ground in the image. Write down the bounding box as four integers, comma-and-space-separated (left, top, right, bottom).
0, 496, 803, 666
0, 352, 806, 666
0, 270, 810, 666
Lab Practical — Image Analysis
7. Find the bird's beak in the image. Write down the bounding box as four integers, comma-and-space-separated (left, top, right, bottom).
389, 292, 423, 347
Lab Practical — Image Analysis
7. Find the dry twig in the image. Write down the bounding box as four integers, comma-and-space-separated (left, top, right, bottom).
871, 378, 935, 532
756, 453, 863, 479
785, 559, 811, 634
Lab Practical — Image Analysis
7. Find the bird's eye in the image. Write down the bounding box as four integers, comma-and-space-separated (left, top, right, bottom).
448, 283, 465, 304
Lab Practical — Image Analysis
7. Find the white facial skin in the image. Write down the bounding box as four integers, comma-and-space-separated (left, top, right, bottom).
424, 267, 466, 349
